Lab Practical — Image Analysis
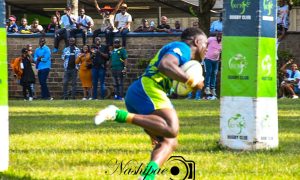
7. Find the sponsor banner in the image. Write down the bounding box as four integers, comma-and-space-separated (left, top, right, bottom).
260, 0, 276, 37
221, 37, 277, 97
220, 97, 278, 150
221, 36, 257, 97
0, 106, 9, 171
257, 37, 277, 97
224, 0, 276, 37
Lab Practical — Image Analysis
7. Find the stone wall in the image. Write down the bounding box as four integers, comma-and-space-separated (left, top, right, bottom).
278, 32, 300, 63
7, 32, 300, 99
7, 33, 180, 99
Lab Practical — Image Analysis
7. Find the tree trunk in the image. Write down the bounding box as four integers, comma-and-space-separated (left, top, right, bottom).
68, 0, 78, 16
197, 0, 216, 36
198, 12, 211, 36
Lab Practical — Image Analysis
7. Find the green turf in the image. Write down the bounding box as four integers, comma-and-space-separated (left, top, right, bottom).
1, 99, 300, 179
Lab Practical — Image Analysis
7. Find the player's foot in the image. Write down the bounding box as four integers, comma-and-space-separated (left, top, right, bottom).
95, 105, 119, 125
292, 95, 298, 99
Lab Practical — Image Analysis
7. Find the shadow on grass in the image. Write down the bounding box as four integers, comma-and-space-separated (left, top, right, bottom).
0, 172, 33, 180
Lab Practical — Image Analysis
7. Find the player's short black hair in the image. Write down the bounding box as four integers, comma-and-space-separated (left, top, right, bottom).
181, 27, 206, 42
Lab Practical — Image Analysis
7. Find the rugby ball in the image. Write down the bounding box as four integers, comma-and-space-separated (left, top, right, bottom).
172, 60, 204, 96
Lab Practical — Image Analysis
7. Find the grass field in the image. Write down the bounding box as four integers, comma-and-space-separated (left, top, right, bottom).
1, 99, 300, 180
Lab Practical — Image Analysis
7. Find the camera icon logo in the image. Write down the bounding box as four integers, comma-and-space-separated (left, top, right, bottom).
166, 156, 195, 180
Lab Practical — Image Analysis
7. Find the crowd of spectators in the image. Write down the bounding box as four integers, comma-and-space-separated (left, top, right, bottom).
9, 0, 298, 100
8, 0, 188, 101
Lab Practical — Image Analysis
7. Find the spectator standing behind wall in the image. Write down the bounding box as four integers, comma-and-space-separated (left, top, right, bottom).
93, 0, 124, 45
61, 38, 81, 100
33, 38, 53, 100
91, 37, 109, 100
156, 16, 171, 33
209, 13, 223, 36
46, 15, 61, 33
18, 18, 31, 33
70, 8, 94, 45
170, 21, 184, 32
114, 3, 132, 48
6, 15, 18, 33
29, 19, 44, 34
134, 19, 155, 32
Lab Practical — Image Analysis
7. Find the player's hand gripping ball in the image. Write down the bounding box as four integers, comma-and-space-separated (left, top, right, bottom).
172, 60, 204, 96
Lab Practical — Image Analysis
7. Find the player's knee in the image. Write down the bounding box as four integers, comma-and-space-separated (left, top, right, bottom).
165, 128, 178, 138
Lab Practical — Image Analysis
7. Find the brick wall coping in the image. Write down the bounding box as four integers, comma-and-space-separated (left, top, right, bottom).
7, 32, 182, 38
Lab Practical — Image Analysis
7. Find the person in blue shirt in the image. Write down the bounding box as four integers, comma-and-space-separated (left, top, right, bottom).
209, 13, 223, 35
95, 27, 207, 180
33, 38, 53, 100
18, 18, 30, 33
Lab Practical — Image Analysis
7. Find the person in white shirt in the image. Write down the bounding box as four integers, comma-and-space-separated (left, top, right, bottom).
70, 8, 94, 45
114, 3, 132, 48
53, 6, 77, 53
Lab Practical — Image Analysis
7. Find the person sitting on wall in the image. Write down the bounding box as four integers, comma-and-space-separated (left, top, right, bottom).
114, 3, 132, 48
170, 21, 185, 32
93, 0, 124, 45
134, 19, 155, 32
6, 15, 18, 33
52, 6, 77, 53
70, 8, 94, 45
279, 59, 300, 99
